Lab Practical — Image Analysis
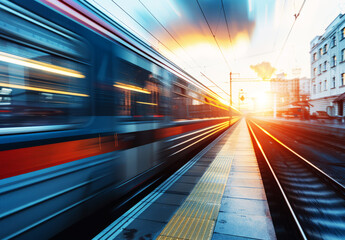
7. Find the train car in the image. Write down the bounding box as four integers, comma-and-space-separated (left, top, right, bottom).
0, 1, 240, 239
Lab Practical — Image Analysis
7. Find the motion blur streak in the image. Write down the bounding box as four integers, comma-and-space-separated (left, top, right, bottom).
0, 51, 85, 78
170, 122, 229, 157
0, 82, 89, 97
0, 1, 239, 239
114, 82, 151, 94
136, 101, 158, 105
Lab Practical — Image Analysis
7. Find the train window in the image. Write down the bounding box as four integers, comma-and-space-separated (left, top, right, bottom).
172, 79, 229, 120
114, 59, 162, 119
0, 2, 86, 60
188, 91, 211, 119
189, 92, 202, 105
0, 39, 88, 130
172, 84, 188, 119
172, 96, 187, 120
0, 3, 89, 132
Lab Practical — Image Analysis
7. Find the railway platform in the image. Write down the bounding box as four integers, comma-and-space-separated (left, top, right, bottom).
94, 119, 276, 240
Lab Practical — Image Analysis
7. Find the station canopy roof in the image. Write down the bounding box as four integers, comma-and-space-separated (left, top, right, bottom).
333, 92, 345, 102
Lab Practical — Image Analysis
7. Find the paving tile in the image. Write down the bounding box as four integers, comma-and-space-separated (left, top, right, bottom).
234, 149, 254, 152
154, 193, 188, 206
114, 218, 165, 240
231, 166, 260, 173
164, 182, 196, 195
232, 158, 257, 163
194, 162, 212, 167
223, 186, 266, 200
212, 232, 257, 240
219, 197, 270, 217
175, 175, 201, 184
198, 158, 216, 164
188, 165, 208, 172
232, 161, 257, 166
227, 178, 264, 188
229, 172, 262, 180
231, 165, 259, 169
137, 203, 178, 223
214, 212, 276, 240
182, 165, 208, 177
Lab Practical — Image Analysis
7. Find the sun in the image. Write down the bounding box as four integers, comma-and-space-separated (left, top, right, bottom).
254, 91, 270, 109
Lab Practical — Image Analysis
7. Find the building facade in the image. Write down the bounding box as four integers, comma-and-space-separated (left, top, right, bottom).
299, 77, 310, 102
271, 73, 310, 111
310, 14, 345, 116
271, 73, 288, 110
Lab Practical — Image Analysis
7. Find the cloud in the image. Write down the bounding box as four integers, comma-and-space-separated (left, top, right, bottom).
250, 62, 276, 80
147, 0, 256, 48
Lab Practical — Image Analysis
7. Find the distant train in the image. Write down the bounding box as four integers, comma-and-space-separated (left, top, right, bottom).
0, 1, 240, 239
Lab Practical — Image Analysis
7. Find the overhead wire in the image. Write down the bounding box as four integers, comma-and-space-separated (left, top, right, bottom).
102, 0, 194, 70
236, 49, 278, 61
84, 0, 230, 98
221, 0, 237, 62
137, 0, 229, 97
137, 0, 201, 69
274, 0, 306, 67
82, 1, 216, 100
272, 0, 288, 50
86, 0, 211, 79
196, 0, 231, 71
214, 5, 224, 36
200, 72, 229, 96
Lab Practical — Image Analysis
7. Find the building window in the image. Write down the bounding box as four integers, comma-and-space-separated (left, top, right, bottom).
319, 82, 322, 92
332, 76, 336, 88
341, 73, 345, 86
313, 84, 316, 94
318, 64, 322, 74
323, 61, 327, 71
313, 68, 316, 77
319, 48, 323, 56
332, 55, 337, 67
324, 80, 327, 90
342, 49, 345, 62
313, 52, 317, 61
323, 44, 328, 54
342, 27, 345, 40
331, 35, 336, 47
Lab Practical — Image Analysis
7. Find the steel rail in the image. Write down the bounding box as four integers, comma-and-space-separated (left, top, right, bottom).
247, 121, 308, 240
250, 120, 345, 194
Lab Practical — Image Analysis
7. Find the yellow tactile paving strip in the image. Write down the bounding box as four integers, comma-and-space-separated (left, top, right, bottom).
156, 124, 241, 240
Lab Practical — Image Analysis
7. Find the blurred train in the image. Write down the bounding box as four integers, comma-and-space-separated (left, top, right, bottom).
0, 1, 240, 239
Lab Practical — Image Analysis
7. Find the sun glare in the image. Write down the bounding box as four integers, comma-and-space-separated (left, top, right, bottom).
181, 42, 219, 60
254, 91, 270, 109
219, 98, 230, 106
232, 32, 250, 57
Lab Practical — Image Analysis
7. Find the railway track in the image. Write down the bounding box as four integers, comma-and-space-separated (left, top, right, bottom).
247, 119, 345, 239
250, 119, 345, 187
253, 119, 345, 155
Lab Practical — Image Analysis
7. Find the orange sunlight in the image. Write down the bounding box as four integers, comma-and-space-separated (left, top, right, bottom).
253, 91, 271, 110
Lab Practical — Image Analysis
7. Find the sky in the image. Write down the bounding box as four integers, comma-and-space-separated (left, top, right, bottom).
87, 0, 344, 109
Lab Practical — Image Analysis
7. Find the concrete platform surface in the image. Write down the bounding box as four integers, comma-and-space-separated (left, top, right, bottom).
94, 119, 276, 240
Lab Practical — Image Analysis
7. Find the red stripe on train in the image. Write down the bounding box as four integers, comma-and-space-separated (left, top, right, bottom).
0, 119, 228, 179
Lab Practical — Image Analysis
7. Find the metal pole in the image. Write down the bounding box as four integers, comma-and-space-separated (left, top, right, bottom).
273, 93, 277, 118
229, 72, 232, 124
